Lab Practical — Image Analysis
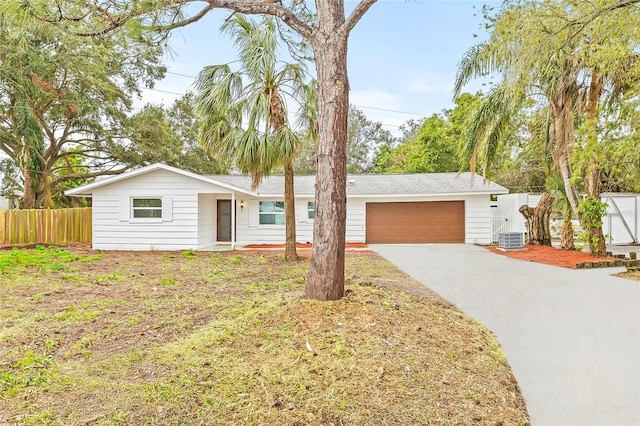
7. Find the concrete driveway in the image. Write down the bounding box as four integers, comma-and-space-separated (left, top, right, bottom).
371, 244, 640, 426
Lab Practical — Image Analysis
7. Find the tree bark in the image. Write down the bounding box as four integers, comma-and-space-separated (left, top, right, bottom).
41, 168, 52, 209
22, 149, 34, 209
283, 159, 297, 261
550, 94, 580, 214
519, 191, 554, 246
582, 68, 607, 256
560, 213, 575, 250
305, 4, 349, 301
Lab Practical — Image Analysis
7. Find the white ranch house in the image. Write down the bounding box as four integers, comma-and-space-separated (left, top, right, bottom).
65, 163, 508, 251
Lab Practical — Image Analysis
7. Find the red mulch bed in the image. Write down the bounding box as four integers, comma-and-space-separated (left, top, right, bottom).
243, 242, 368, 249
487, 244, 616, 269
239, 242, 374, 254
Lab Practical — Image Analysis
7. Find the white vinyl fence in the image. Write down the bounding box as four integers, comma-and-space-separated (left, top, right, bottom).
602, 193, 639, 244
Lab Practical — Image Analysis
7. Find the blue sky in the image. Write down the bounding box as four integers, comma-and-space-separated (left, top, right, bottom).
141, 0, 499, 135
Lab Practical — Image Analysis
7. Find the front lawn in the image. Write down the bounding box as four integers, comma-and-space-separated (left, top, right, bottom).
0, 246, 529, 425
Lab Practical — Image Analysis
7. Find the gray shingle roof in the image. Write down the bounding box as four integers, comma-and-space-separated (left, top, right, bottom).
207, 172, 508, 197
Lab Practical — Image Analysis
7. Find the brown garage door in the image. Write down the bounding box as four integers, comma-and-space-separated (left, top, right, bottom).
366, 201, 465, 243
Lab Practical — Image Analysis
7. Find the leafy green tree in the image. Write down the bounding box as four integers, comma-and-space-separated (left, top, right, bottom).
0, 3, 165, 208
491, 107, 551, 194
455, 0, 640, 254
345, 106, 395, 173
296, 105, 394, 174
374, 93, 483, 174
194, 14, 315, 262
374, 114, 458, 173
119, 94, 228, 175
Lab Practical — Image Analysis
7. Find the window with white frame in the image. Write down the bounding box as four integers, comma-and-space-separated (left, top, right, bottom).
259, 201, 285, 225
308, 201, 315, 220
132, 198, 162, 218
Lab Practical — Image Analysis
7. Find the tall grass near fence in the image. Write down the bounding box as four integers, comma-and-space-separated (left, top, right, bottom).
0, 208, 91, 245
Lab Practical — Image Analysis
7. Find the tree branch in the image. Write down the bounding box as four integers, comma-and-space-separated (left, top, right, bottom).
66, 0, 315, 41
50, 165, 133, 188
343, 0, 377, 35
205, 0, 314, 40
151, 2, 217, 32
560, 0, 640, 40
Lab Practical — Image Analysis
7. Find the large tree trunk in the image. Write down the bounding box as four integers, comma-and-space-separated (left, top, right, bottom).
22, 149, 35, 209
519, 191, 554, 246
550, 95, 580, 214
582, 68, 607, 256
284, 159, 297, 261
41, 168, 52, 209
305, 5, 349, 301
560, 213, 575, 250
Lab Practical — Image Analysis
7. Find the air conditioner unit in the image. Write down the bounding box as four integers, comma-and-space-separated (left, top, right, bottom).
498, 232, 524, 249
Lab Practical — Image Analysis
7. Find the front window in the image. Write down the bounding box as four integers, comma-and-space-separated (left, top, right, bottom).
308, 202, 315, 219
132, 198, 162, 218
259, 201, 284, 225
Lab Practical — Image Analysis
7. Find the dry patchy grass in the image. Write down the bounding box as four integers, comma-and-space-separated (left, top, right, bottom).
617, 270, 640, 281
0, 246, 529, 425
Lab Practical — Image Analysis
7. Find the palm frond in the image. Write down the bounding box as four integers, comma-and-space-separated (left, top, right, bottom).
459, 84, 525, 177
454, 43, 500, 98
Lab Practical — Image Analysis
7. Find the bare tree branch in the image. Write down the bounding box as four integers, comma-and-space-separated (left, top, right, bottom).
343, 0, 377, 35
205, 0, 314, 40
63, 0, 315, 40
50, 165, 133, 188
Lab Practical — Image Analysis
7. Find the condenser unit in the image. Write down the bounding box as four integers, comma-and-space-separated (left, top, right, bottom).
498, 232, 524, 250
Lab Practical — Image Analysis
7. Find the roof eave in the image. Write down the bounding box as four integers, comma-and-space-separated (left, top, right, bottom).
64, 163, 257, 197
348, 190, 509, 198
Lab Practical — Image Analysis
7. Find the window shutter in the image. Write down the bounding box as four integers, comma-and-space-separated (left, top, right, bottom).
248, 200, 259, 227
162, 196, 173, 222
119, 196, 130, 222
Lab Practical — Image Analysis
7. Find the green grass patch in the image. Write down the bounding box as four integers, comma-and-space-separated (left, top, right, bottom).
0, 249, 529, 425
0, 246, 102, 276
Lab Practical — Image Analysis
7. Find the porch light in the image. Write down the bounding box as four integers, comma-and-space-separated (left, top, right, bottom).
239, 200, 245, 211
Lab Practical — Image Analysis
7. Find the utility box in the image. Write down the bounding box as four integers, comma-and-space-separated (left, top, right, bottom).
498, 232, 524, 250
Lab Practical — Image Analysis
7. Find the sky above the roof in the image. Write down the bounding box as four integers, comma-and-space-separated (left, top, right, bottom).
140, 0, 500, 135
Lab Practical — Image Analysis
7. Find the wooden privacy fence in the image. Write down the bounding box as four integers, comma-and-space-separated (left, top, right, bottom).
0, 208, 92, 245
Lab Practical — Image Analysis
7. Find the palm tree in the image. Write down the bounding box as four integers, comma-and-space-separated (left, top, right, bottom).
194, 14, 315, 261
548, 174, 576, 250
453, 1, 638, 255
454, 36, 583, 210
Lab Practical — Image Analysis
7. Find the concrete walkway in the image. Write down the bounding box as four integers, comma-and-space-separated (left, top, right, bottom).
371, 244, 640, 426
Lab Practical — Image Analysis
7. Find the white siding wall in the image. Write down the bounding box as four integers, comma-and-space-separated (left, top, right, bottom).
235, 194, 493, 245
90, 168, 495, 249
464, 195, 493, 244
347, 198, 367, 242
234, 197, 365, 245
91, 169, 236, 251
198, 194, 216, 249
236, 198, 290, 245
295, 198, 314, 243
0, 196, 8, 210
